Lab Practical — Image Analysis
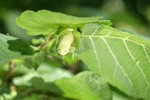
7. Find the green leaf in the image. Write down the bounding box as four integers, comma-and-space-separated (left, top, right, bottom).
16, 10, 111, 36
0, 87, 10, 95
7, 39, 33, 55
111, 85, 134, 100
13, 61, 72, 86
55, 71, 112, 100
113, 92, 133, 100
0, 33, 33, 66
29, 77, 63, 95
14, 92, 67, 100
78, 23, 150, 99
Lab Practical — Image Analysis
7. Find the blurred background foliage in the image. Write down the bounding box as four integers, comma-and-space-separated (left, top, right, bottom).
0, 0, 150, 100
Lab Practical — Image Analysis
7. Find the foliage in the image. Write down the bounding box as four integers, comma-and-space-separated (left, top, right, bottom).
0, 9, 150, 100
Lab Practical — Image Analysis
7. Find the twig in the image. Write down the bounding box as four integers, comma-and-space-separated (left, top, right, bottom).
3, 61, 15, 84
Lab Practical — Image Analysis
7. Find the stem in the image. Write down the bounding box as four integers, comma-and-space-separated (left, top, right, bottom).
3, 61, 15, 84
39, 31, 54, 50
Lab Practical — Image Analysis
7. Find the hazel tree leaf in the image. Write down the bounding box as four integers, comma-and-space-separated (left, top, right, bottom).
7, 39, 33, 55
112, 92, 133, 100
78, 23, 150, 99
0, 33, 33, 66
55, 71, 112, 100
16, 10, 111, 36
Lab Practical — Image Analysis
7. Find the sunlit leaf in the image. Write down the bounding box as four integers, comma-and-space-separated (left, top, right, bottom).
16, 10, 111, 36
79, 23, 150, 99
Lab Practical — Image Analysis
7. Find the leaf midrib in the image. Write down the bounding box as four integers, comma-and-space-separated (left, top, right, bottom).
82, 34, 150, 64
82, 34, 150, 50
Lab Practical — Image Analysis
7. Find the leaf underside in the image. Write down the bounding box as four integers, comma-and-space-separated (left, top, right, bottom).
79, 23, 150, 99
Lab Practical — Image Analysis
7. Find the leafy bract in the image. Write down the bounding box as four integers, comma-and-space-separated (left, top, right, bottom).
16, 10, 111, 36
79, 23, 150, 99
0, 33, 33, 66
55, 71, 112, 100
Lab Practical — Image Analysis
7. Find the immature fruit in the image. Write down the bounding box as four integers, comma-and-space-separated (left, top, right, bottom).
57, 29, 74, 55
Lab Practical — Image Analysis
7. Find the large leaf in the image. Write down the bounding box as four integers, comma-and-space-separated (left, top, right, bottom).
78, 23, 150, 99
16, 10, 111, 35
0, 33, 33, 66
55, 71, 112, 100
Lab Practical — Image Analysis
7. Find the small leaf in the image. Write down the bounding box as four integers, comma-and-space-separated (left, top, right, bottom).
55, 71, 112, 100
0, 33, 33, 66
7, 39, 33, 55
79, 23, 150, 99
16, 10, 111, 36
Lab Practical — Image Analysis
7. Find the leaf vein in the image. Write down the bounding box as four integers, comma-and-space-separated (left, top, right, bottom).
91, 26, 101, 35
142, 46, 150, 64
89, 37, 101, 72
82, 35, 150, 51
101, 37, 137, 96
123, 40, 149, 93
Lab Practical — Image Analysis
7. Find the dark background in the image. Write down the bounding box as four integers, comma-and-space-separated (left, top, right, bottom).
0, 0, 150, 40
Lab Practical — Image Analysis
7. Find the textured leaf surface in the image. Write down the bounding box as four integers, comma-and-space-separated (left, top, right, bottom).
16, 10, 111, 35
55, 71, 112, 100
79, 24, 150, 99
0, 33, 33, 66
